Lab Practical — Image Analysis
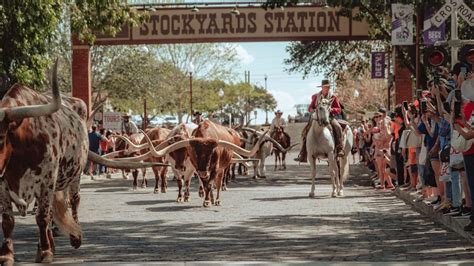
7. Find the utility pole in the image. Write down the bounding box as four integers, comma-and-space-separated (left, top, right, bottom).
264, 74, 269, 125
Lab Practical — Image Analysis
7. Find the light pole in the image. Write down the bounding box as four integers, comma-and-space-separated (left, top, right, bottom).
188, 63, 194, 119
140, 46, 149, 129
264, 74, 269, 125
218, 88, 224, 124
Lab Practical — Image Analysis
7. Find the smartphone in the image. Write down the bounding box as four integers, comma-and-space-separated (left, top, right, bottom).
421, 101, 427, 113
443, 101, 451, 113
455, 89, 462, 101
454, 101, 462, 119
403, 101, 409, 110
461, 67, 467, 78
416, 90, 422, 99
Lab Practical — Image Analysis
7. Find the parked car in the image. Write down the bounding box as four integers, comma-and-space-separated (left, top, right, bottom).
162, 116, 178, 128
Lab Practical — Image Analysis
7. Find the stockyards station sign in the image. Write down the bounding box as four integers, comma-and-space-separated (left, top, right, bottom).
94, 6, 370, 44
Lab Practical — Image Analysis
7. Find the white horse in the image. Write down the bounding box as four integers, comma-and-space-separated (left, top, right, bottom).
307, 98, 353, 198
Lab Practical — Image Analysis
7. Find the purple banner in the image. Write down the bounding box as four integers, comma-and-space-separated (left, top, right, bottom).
423, 8, 446, 45
371, 52, 385, 79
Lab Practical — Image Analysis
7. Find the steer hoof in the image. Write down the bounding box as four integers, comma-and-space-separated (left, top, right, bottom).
176, 196, 183, 203
184, 196, 190, 202
161, 187, 167, 193
260, 175, 266, 179
132, 186, 137, 191
0, 243, 14, 265
214, 200, 221, 206
141, 184, 147, 189
222, 186, 227, 191
253, 175, 258, 179
198, 191, 204, 198
203, 200, 211, 208
154, 188, 160, 194
309, 192, 315, 198
35, 248, 53, 263
70, 234, 82, 249
331, 192, 337, 198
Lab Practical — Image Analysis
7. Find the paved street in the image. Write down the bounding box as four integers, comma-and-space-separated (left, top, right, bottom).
9, 156, 474, 263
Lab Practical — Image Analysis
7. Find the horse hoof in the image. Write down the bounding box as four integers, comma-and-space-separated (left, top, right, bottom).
331, 192, 337, 198
203, 201, 211, 207
35, 249, 54, 263
176, 197, 183, 203
70, 234, 82, 249
184, 196, 190, 202
337, 191, 344, 197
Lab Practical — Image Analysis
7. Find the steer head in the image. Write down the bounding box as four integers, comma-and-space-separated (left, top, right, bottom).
187, 138, 219, 180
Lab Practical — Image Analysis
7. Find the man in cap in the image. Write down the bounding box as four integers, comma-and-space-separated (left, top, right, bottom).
192, 111, 203, 124
121, 114, 139, 135
294, 79, 344, 162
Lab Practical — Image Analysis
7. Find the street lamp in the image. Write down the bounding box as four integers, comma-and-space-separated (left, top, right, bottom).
218, 88, 224, 124
140, 46, 149, 129
188, 63, 194, 119
264, 74, 269, 125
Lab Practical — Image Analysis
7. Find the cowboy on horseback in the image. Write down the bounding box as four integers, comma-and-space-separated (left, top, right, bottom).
295, 79, 344, 162
270, 110, 291, 142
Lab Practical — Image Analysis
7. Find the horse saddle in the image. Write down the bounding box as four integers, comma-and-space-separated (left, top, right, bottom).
337, 119, 350, 130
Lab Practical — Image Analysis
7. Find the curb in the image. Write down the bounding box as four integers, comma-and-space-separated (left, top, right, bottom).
394, 188, 474, 244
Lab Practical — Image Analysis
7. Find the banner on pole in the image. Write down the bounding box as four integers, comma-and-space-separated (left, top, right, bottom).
423, 8, 446, 45
391, 4, 414, 45
371, 52, 386, 79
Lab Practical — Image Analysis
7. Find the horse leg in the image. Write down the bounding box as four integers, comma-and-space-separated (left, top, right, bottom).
282, 152, 287, 170
132, 170, 138, 190
309, 156, 317, 198
274, 152, 278, 171
328, 153, 338, 197
141, 168, 147, 188
152, 166, 160, 193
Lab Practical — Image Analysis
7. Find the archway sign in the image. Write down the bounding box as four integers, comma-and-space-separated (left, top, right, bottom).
72, 5, 371, 114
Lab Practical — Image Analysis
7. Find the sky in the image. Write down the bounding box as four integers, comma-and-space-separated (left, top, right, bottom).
233, 42, 324, 125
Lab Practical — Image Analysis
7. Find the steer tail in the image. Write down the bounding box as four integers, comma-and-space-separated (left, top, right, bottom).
52, 191, 82, 242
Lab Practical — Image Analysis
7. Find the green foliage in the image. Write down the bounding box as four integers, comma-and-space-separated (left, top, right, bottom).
1, 0, 62, 88
280, 0, 474, 89
0, 0, 145, 89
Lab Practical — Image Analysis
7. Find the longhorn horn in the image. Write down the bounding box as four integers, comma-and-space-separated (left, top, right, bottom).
241, 127, 287, 153
88, 151, 169, 169
218, 130, 268, 157
144, 131, 192, 158
0, 59, 62, 121
112, 134, 150, 151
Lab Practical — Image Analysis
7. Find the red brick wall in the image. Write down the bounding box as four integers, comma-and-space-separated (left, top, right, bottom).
394, 59, 414, 105
72, 46, 92, 116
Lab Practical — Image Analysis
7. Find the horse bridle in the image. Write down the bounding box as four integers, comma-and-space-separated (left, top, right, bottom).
312, 103, 331, 127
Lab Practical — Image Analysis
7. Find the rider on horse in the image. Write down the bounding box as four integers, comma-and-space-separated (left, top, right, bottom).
270, 110, 291, 142
294, 79, 344, 162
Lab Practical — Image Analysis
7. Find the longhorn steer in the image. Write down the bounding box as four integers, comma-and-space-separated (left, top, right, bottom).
141, 120, 265, 207
140, 127, 171, 193
0, 62, 165, 264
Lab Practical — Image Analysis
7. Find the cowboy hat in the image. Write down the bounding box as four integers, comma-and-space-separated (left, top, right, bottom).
461, 79, 474, 102
193, 111, 202, 116
317, 79, 330, 87
275, 110, 283, 114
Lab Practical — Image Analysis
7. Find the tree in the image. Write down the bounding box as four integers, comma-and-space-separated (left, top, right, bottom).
151, 43, 240, 122
0, 1, 145, 89
335, 70, 388, 116
281, 0, 474, 89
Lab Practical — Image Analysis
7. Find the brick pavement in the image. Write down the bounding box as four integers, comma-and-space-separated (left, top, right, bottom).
7, 158, 474, 263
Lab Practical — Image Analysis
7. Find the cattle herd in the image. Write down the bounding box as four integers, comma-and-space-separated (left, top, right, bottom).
0, 62, 300, 264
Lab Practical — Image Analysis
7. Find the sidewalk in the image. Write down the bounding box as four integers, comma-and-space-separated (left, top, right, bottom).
394, 188, 474, 244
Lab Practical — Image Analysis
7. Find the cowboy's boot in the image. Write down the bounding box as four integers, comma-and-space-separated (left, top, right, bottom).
294, 141, 307, 163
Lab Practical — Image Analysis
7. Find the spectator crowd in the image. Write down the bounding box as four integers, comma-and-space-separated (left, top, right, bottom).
354, 61, 474, 232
